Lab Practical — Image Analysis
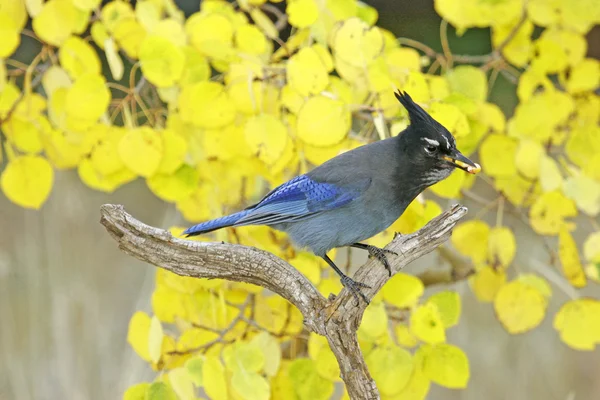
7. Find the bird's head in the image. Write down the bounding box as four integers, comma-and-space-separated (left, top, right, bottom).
394, 91, 481, 181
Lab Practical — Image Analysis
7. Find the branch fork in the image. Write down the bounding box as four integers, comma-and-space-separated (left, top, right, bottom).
100, 203, 467, 399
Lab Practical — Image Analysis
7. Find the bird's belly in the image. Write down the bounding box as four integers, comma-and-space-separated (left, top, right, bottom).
273, 202, 406, 256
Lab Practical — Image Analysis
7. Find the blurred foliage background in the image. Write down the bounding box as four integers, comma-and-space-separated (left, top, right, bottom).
0, 0, 599, 399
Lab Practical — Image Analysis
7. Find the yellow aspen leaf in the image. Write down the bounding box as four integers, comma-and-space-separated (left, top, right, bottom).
179, 81, 236, 128
0, 59, 5, 92
429, 168, 466, 199
366, 57, 393, 93
249, 8, 278, 38
127, 311, 152, 362
32, 0, 81, 46
59, 36, 101, 79
147, 165, 199, 203
2, 115, 45, 154
231, 370, 270, 400
289, 252, 322, 285
515, 138, 543, 180
0, 82, 20, 120
203, 356, 228, 399
492, 19, 534, 67
179, 46, 210, 86
139, 35, 185, 88
297, 95, 350, 146
42, 66, 72, 98
392, 358, 430, 400
281, 85, 305, 115
169, 368, 194, 400
288, 359, 335, 400
148, 315, 163, 364
186, 11, 234, 59
65, 74, 110, 128
118, 127, 164, 177
510, 90, 575, 143
487, 226, 516, 267
422, 343, 469, 389
1, 0, 27, 29
410, 303, 446, 344
72, 0, 101, 11
135, 0, 160, 32
333, 17, 384, 68
563, 175, 600, 216
77, 158, 136, 193
104, 37, 124, 81
382, 272, 424, 308
479, 134, 518, 178
562, 58, 600, 94
451, 220, 490, 264
517, 68, 554, 103
469, 266, 506, 303
244, 114, 289, 164
495, 173, 540, 207
494, 280, 546, 334
1, 155, 54, 209
312, 43, 334, 72
147, 382, 177, 400
235, 24, 269, 56
359, 302, 388, 340
250, 332, 281, 377
446, 66, 487, 103
427, 291, 461, 328
112, 18, 146, 59
367, 346, 413, 396
184, 357, 203, 386
157, 130, 186, 174
529, 190, 577, 235
517, 273, 552, 299
558, 227, 587, 288
288, 47, 330, 96
287, 0, 319, 28
224, 341, 265, 373
584, 232, 600, 263
0, 11, 20, 58
308, 333, 340, 381
123, 382, 150, 400
554, 298, 600, 350
101, 1, 134, 32
90, 21, 109, 49
357, 1, 378, 24
539, 154, 563, 192
228, 81, 270, 116
395, 324, 418, 348
565, 125, 600, 169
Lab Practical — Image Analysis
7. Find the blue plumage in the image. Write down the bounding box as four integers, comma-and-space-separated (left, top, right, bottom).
183, 91, 480, 303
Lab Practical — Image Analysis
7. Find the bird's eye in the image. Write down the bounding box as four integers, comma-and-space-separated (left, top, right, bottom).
424, 144, 437, 154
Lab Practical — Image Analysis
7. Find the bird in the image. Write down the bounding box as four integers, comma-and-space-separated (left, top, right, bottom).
183, 91, 481, 304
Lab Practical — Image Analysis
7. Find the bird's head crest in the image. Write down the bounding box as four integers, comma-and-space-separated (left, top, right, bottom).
394, 91, 432, 125
393, 90, 481, 176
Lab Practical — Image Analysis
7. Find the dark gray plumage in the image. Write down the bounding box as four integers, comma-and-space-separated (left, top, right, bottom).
184, 91, 480, 303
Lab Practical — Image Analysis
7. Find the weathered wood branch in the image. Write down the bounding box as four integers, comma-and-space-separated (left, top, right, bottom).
100, 203, 467, 399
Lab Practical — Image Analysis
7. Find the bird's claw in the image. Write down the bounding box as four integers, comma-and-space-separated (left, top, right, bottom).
340, 275, 371, 305
365, 245, 397, 277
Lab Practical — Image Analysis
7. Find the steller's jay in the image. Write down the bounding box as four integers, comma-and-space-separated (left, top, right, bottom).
184, 91, 481, 303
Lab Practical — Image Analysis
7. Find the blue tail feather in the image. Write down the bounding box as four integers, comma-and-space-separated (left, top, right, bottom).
182, 210, 251, 237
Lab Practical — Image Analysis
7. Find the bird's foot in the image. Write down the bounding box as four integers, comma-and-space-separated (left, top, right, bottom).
340, 275, 371, 305
365, 245, 397, 277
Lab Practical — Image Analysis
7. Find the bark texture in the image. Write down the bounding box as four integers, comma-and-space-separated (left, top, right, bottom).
100, 203, 467, 399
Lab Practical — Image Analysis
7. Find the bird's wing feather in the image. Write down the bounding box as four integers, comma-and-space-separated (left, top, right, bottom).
235, 175, 371, 226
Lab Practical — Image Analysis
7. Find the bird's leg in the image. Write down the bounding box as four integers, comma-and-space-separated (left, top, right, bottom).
322, 255, 371, 305
350, 243, 398, 277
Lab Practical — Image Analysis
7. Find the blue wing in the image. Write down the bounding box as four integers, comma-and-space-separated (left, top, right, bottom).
235, 174, 371, 226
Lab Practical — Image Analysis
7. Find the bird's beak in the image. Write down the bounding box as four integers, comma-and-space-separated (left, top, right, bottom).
441, 151, 481, 174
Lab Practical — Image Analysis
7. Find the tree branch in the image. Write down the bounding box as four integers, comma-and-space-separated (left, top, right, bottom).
100, 203, 467, 399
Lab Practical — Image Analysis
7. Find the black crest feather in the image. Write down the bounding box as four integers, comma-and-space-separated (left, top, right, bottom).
394, 91, 431, 124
